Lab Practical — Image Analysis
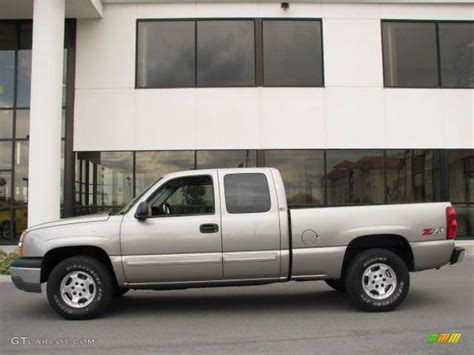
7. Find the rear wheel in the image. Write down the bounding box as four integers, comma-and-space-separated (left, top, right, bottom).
47, 256, 113, 320
325, 279, 345, 292
345, 248, 409, 312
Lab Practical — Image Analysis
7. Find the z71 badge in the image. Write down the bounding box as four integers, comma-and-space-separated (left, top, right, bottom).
422, 227, 445, 236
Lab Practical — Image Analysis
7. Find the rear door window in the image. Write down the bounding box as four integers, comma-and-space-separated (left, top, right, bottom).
224, 173, 271, 213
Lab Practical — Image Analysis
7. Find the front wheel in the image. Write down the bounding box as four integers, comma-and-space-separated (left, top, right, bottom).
47, 256, 113, 320
345, 249, 409, 312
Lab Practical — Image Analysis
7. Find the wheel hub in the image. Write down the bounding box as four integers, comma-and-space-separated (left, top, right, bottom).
60, 271, 96, 308
361, 263, 397, 300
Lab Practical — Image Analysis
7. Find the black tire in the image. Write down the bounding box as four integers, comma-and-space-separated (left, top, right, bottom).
325, 279, 346, 292
113, 287, 129, 298
345, 248, 409, 312
1, 221, 11, 240
47, 256, 113, 320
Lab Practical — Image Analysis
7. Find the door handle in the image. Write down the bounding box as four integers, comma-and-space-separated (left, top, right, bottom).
200, 223, 219, 234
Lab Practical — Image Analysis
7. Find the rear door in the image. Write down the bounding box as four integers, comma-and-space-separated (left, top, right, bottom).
218, 169, 282, 280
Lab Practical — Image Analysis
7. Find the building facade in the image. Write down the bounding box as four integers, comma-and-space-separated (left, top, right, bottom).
0, 0, 473, 244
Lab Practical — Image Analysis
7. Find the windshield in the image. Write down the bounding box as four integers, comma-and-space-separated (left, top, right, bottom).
115, 177, 162, 215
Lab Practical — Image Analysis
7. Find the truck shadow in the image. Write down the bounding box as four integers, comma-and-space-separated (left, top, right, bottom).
107, 289, 354, 317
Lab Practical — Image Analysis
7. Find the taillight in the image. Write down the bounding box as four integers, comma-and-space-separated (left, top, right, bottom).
446, 207, 457, 240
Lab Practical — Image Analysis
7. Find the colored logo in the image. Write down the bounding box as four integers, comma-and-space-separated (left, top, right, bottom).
426, 333, 462, 344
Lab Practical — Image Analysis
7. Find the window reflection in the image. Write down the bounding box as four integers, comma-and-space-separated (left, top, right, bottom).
0, 23, 15, 108
75, 152, 133, 214
135, 151, 195, 194
137, 21, 195, 88
0, 172, 12, 207
327, 150, 385, 204
382, 22, 438, 87
448, 150, 474, 203
0, 142, 12, 170
263, 20, 323, 86
197, 21, 255, 86
0, 110, 12, 139
14, 141, 29, 205
196, 150, 256, 169
265, 150, 324, 207
439, 23, 474, 88
16, 23, 32, 108
386, 150, 441, 203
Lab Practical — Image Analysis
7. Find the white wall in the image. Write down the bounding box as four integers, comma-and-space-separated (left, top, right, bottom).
74, 2, 474, 151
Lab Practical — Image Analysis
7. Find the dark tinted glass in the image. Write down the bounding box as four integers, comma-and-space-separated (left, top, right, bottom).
263, 20, 323, 86
385, 150, 441, 203
137, 21, 195, 88
382, 22, 438, 87
439, 23, 474, 88
448, 150, 474, 203
197, 21, 255, 86
265, 150, 324, 207
326, 150, 385, 204
196, 150, 256, 169
224, 173, 271, 213
0, 172, 12, 207
0, 23, 16, 107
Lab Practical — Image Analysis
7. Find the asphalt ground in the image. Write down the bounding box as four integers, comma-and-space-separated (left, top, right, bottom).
0, 253, 473, 354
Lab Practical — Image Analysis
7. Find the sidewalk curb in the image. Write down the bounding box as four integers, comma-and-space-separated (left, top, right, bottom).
0, 275, 11, 283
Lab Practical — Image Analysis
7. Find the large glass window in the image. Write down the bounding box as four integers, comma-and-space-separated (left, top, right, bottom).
75, 152, 133, 215
0, 110, 12, 139
263, 20, 323, 86
135, 151, 195, 194
326, 150, 385, 204
196, 150, 256, 169
224, 173, 271, 214
382, 22, 438, 88
136, 21, 195, 88
0, 20, 71, 244
0, 23, 15, 108
385, 150, 441, 203
148, 175, 214, 217
439, 23, 474, 88
136, 19, 324, 88
197, 20, 255, 86
265, 150, 324, 207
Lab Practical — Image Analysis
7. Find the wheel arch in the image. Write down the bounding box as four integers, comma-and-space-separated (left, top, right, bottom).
41, 245, 118, 285
341, 234, 414, 277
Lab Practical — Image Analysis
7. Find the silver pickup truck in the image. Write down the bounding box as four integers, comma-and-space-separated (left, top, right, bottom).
11, 168, 464, 319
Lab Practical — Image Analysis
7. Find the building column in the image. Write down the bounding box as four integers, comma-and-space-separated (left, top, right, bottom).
28, 0, 65, 226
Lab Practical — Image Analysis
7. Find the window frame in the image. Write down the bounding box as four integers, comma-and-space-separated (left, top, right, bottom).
145, 174, 216, 218
381, 19, 474, 89
135, 18, 325, 89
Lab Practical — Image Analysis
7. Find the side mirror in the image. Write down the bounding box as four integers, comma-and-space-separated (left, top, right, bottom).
134, 202, 149, 220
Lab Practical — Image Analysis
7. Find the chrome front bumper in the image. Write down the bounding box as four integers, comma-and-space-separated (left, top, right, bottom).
10, 258, 42, 293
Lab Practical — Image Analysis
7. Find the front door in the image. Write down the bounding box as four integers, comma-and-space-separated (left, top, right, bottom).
218, 169, 282, 280
120, 172, 222, 284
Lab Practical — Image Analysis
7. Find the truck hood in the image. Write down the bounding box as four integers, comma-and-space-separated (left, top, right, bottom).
27, 214, 111, 232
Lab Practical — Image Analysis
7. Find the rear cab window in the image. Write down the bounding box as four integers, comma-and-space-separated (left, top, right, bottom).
224, 173, 271, 214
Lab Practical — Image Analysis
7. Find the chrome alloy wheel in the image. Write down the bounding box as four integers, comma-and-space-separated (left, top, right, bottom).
60, 271, 97, 308
361, 263, 397, 300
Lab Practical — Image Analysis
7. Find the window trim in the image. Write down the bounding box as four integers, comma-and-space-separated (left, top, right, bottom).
135, 18, 325, 89
145, 174, 216, 218
381, 19, 474, 89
